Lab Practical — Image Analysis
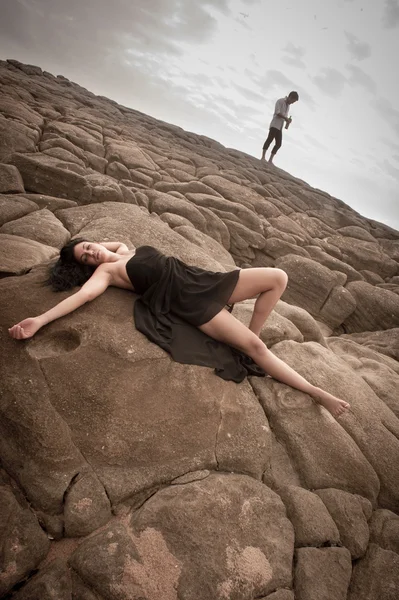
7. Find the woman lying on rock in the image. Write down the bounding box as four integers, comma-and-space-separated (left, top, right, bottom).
9, 240, 349, 417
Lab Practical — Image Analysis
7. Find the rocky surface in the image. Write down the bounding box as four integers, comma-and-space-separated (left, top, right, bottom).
0, 58, 398, 599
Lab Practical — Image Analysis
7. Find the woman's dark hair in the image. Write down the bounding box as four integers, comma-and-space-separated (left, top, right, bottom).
46, 238, 95, 291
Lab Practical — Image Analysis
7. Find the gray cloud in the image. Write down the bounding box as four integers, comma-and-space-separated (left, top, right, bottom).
344, 32, 371, 60
371, 97, 399, 136
282, 43, 307, 69
254, 70, 316, 109
382, 0, 399, 28
312, 68, 347, 98
233, 84, 266, 104
381, 159, 399, 181
0, 0, 231, 67
346, 64, 376, 94
381, 134, 399, 155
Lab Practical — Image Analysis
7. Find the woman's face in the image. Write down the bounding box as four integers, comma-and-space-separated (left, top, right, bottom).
73, 242, 106, 266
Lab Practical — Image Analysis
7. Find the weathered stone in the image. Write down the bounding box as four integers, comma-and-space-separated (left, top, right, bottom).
305, 245, 364, 282
160, 211, 195, 229
274, 300, 327, 346
147, 190, 208, 232
11, 559, 71, 600
0, 486, 50, 597
348, 543, 399, 600
294, 547, 352, 600
261, 591, 294, 600
10, 152, 92, 203
21, 193, 77, 212
186, 192, 264, 233
318, 284, 356, 328
106, 160, 131, 180
343, 281, 399, 333
315, 488, 370, 558
369, 509, 399, 554
0, 116, 37, 161
326, 235, 398, 278
263, 238, 310, 260
42, 146, 86, 166
0, 194, 38, 226
263, 340, 399, 511
0, 233, 58, 274
43, 121, 104, 156
106, 141, 156, 170
64, 472, 112, 537
252, 343, 384, 504
173, 225, 235, 270
0, 208, 70, 248
0, 163, 25, 193
276, 255, 341, 316
277, 485, 340, 547
339, 328, 399, 362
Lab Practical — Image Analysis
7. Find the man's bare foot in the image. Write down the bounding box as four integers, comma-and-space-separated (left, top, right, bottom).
268, 156, 274, 164
313, 388, 350, 418
260, 154, 266, 161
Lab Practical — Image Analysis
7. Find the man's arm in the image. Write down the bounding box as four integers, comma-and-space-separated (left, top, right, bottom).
100, 242, 130, 254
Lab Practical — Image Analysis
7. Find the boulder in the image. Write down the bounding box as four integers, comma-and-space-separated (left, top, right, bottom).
0, 485, 50, 597
0, 208, 70, 248
348, 544, 399, 600
0, 234, 58, 274
277, 485, 340, 547
0, 163, 25, 193
315, 488, 370, 558
343, 281, 399, 333
369, 509, 399, 554
10, 152, 92, 203
70, 475, 295, 599
294, 547, 352, 600
0, 194, 38, 226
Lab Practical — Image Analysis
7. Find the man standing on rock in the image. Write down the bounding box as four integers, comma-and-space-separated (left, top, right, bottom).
261, 91, 299, 164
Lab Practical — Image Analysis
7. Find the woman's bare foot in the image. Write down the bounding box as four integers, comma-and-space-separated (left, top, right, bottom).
313, 388, 350, 418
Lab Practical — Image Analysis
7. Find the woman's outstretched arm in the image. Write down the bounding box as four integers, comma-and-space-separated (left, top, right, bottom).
9, 269, 112, 340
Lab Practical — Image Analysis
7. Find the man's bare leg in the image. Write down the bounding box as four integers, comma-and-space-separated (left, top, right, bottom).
261, 148, 266, 160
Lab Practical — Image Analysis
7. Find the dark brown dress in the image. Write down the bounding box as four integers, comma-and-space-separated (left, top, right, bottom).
126, 246, 265, 382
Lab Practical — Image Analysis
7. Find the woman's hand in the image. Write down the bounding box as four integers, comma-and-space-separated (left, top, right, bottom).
8, 317, 43, 340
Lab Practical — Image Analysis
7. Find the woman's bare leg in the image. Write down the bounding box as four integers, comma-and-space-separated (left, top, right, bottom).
199, 309, 350, 418
228, 268, 288, 336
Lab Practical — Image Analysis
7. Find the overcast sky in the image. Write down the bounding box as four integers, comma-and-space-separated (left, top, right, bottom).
1, 0, 399, 229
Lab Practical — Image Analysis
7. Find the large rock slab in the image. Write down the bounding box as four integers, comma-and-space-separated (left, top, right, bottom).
0, 194, 38, 226
10, 152, 93, 202
0, 233, 58, 274
70, 474, 295, 600
348, 544, 399, 600
369, 509, 399, 554
294, 547, 352, 600
263, 340, 399, 511
0, 484, 50, 597
0, 208, 70, 248
343, 281, 399, 333
0, 163, 25, 193
315, 488, 370, 558
277, 485, 340, 547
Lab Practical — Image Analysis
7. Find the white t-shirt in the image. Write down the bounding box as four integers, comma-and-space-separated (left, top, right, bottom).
270, 97, 289, 130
